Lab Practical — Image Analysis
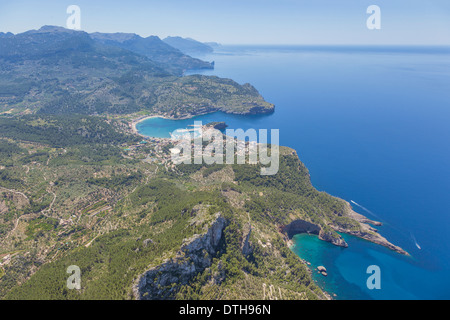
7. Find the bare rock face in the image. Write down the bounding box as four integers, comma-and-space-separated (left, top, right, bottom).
280, 203, 408, 255
317, 266, 328, 276
281, 219, 321, 238
241, 223, 252, 256
319, 229, 348, 248
336, 228, 408, 255
142, 239, 153, 247
133, 214, 226, 300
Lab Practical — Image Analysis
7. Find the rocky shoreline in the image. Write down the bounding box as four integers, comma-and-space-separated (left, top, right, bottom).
281, 201, 408, 256
339, 201, 409, 255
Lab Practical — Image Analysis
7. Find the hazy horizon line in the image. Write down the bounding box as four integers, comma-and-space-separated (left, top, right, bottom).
2, 25, 450, 48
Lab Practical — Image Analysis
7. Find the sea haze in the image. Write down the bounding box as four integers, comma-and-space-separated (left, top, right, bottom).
138, 45, 450, 299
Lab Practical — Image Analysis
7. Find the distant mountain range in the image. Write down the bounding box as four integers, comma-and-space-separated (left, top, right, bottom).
0, 26, 273, 117
90, 32, 213, 72
0, 26, 216, 72
0, 32, 14, 38
163, 36, 214, 54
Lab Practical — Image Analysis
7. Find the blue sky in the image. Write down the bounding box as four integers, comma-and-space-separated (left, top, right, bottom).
1, 0, 450, 44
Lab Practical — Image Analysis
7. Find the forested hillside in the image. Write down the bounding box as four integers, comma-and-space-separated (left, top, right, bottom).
0, 26, 274, 117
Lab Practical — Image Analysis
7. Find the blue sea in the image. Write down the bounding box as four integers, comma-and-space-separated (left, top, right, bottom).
136, 45, 450, 299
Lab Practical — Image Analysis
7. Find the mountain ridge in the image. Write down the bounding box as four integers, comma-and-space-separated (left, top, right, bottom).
0, 26, 274, 117
90, 31, 213, 72
163, 36, 214, 54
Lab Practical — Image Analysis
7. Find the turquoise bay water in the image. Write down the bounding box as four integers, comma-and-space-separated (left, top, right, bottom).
137, 46, 450, 299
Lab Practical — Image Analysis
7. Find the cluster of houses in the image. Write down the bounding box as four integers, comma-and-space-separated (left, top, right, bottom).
125, 123, 262, 171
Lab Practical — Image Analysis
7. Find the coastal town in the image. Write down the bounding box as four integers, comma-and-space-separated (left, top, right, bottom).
125, 115, 261, 172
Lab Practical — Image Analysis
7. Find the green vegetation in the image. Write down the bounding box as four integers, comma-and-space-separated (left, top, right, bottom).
0, 141, 26, 165
80, 201, 108, 215
0, 115, 136, 148
25, 216, 59, 240
162, 36, 214, 55
0, 27, 273, 117
0, 26, 373, 301
87, 173, 143, 191
0, 120, 360, 300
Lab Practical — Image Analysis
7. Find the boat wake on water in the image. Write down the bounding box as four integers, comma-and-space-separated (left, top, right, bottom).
350, 200, 382, 220
410, 232, 422, 250
350, 200, 423, 251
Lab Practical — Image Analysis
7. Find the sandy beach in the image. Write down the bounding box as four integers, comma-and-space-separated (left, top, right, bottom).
131, 115, 158, 135
131, 115, 176, 136
131, 113, 211, 136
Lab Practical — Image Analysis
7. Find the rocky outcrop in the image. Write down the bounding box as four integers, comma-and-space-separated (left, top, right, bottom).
281, 202, 408, 255
205, 121, 228, 131
133, 214, 226, 300
319, 229, 348, 248
343, 202, 382, 226
241, 223, 252, 256
142, 239, 153, 247
247, 105, 275, 115
332, 226, 408, 255
317, 266, 328, 277
332, 201, 409, 255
